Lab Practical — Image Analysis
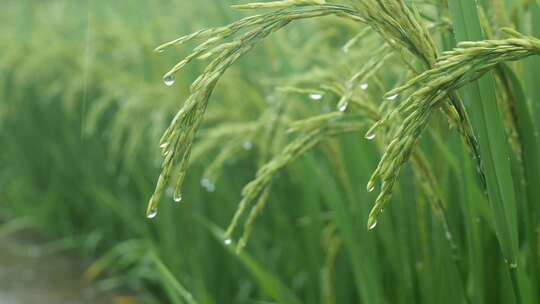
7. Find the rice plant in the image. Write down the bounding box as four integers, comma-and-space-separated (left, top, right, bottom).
2, 0, 540, 303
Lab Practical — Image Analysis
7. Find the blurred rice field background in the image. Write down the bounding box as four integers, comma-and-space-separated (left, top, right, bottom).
1, 0, 540, 303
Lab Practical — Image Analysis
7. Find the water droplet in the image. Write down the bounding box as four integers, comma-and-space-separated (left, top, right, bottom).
360, 83, 369, 90
173, 193, 182, 203
147, 208, 158, 219
201, 178, 215, 192
367, 180, 375, 192
243, 141, 253, 150
365, 132, 376, 140
386, 94, 398, 101
368, 220, 378, 230
309, 93, 323, 101
337, 95, 349, 112
160, 142, 169, 149
224, 238, 232, 246
504, 259, 517, 268
163, 75, 175, 86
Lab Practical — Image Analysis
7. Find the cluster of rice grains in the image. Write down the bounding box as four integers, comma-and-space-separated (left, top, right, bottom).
367, 28, 540, 227
146, 0, 540, 250
146, 0, 365, 248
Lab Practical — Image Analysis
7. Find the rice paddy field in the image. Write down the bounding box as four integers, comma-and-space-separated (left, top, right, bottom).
2, 0, 540, 303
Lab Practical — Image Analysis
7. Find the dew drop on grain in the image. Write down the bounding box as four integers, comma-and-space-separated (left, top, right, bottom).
367, 181, 375, 192
386, 94, 398, 101
147, 208, 158, 219
338, 101, 348, 112
365, 132, 376, 140
309, 93, 323, 101
163, 75, 176, 86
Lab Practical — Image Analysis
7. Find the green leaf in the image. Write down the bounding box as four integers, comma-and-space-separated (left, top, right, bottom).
447, 0, 520, 300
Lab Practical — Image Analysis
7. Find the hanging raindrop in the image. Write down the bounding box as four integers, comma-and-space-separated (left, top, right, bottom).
163, 75, 176, 86
360, 83, 369, 90
147, 208, 158, 219
224, 238, 232, 246
338, 96, 349, 112
308, 93, 323, 101
386, 94, 398, 101
365, 132, 376, 140
367, 180, 375, 192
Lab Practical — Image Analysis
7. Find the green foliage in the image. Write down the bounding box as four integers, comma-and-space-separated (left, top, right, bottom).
2, 0, 540, 303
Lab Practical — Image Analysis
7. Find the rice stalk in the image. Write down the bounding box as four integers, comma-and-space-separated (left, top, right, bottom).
365, 29, 540, 230
226, 114, 367, 250
146, 2, 363, 218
